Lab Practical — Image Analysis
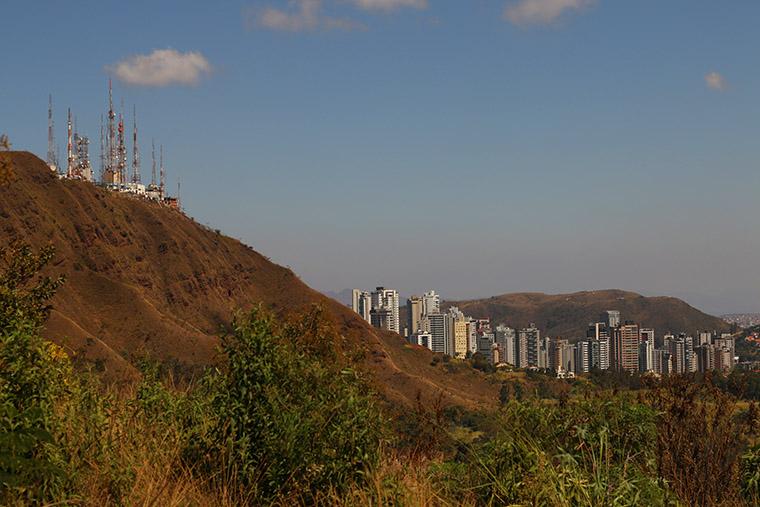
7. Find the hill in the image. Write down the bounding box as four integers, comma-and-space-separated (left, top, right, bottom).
444, 289, 730, 339
0, 151, 498, 408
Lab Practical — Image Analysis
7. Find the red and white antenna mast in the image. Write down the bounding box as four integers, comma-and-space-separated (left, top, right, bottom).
66, 108, 73, 178
151, 139, 157, 187
47, 94, 58, 172
131, 105, 140, 184
159, 144, 165, 198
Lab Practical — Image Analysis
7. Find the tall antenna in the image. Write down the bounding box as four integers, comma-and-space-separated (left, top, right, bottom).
66, 108, 73, 178
117, 101, 126, 185
177, 177, 181, 211
99, 114, 105, 181
159, 144, 165, 197
151, 139, 157, 187
107, 78, 116, 183
131, 105, 140, 184
47, 94, 57, 172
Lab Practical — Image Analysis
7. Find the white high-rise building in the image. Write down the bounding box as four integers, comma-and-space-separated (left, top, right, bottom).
698, 331, 713, 347
639, 339, 655, 372
495, 325, 516, 365
351, 289, 371, 322
601, 310, 621, 329
369, 287, 400, 334
466, 319, 478, 355
599, 337, 610, 370
422, 290, 441, 317
408, 332, 433, 351
575, 341, 590, 374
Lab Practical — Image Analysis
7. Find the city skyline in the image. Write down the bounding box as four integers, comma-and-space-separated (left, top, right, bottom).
349, 283, 740, 375
2, 1, 759, 314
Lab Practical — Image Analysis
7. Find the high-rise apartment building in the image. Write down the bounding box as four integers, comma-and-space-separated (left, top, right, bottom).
640, 328, 655, 344
587, 323, 610, 370
477, 331, 496, 363
715, 335, 735, 365
427, 313, 446, 354
408, 331, 433, 351
600, 310, 621, 329
715, 345, 733, 371
370, 307, 393, 331
406, 295, 424, 336
696, 344, 715, 372
684, 335, 697, 373
611, 323, 639, 372
519, 324, 541, 367
653, 349, 672, 375
495, 325, 516, 366
370, 287, 400, 334
639, 338, 654, 372
549, 338, 575, 373
446, 307, 468, 358
421, 290, 440, 316
599, 337, 610, 370
575, 340, 590, 374
351, 289, 371, 322
466, 319, 478, 355
670, 336, 686, 374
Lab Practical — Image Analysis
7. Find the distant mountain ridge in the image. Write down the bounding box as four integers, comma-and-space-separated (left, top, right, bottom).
323, 288, 353, 307
444, 289, 730, 338
0, 151, 498, 408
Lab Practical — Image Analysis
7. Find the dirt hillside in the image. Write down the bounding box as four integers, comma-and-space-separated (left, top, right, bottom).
0, 151, 498, 408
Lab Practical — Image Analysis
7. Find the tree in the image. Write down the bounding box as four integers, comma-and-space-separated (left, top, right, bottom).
499, 381, 511, 405
0, 244, 69, 502
0, 243, 65, 331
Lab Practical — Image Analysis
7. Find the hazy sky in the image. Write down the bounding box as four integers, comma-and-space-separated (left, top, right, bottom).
2, 1, 759, 314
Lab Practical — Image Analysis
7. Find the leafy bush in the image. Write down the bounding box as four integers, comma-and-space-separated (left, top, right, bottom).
202, 307, 385, 503
0, 244, 70, 502
432, 396, 668, 506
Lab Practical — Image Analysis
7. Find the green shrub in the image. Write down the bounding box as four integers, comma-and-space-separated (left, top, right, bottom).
0, 245, 71, 502
741, 445, 760, 503
437, 397, 668, 506
202, 306, 385, 503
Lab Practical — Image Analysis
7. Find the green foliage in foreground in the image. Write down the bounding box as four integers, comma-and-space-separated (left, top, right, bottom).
1, 244, 759, 506
0, 244, 385, 504
427, 397, 671, 506
199, 308, 386, 501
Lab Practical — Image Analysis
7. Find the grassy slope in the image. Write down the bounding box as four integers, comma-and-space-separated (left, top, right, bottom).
444, 289, 730, 339
0, 151, 497, 408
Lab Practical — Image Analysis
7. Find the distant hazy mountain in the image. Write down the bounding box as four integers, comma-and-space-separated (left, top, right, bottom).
322, 288, 354, 307
444, 289, 730, 339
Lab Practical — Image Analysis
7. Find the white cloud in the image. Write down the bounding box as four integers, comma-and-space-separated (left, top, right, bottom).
245, 0, 365, 32
348, 0, 428, 11
108, 49, 212, 87
705, 71, 727, 91
504, 0, 595, 26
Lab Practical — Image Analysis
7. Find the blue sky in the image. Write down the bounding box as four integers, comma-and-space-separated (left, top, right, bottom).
2, 0, 759, 314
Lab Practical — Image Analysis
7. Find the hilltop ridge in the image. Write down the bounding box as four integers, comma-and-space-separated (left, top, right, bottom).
0, 151, 498, 408
444, 289, 729, 338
